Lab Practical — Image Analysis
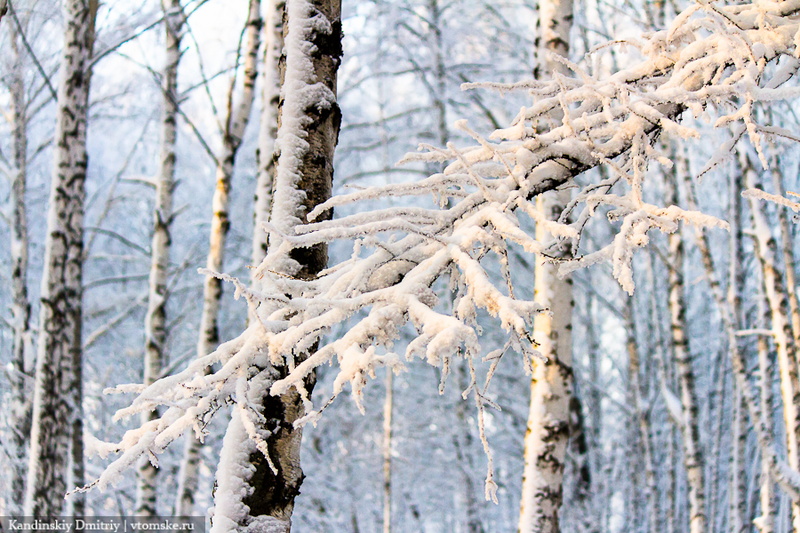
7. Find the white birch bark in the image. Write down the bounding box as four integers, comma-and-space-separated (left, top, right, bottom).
251, 0, 284, 272
730, 388, 747, 533
682, 146, 797, 516
24, 0, 97, 516
744, 153, 800, 531
175, 0, 262, 516
7, 14, 33, 512
757, 290, 777, 533
382, 369, 393, 533
135, 0, 184, 516
624, 297, 659, 533
519, 0, 574, 529
665, 175, 706, 533
769, 162, 800, 354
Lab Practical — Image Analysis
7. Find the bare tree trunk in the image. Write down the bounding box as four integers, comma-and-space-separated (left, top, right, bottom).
744, 152, 800, 531
135, 0, 184, 516
518, 0, 574, 530
210, 0, 341, 529
665, 176, 706, 533
756, 289, 777, 533
6, 12, 33, 513
24, 0, 97, 516
730, 388, 747, 533
625, 296, 659, 533
769, 161, 800, 354
383, 369, 393, 533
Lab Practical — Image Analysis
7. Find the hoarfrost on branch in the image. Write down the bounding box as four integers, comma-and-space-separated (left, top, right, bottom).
91, 0, 800, 499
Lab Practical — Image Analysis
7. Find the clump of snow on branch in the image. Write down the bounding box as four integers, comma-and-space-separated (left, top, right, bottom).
94, 0, 800, 502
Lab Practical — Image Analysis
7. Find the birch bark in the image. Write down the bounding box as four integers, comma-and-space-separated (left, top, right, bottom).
7, 12, 33, 512
744, 152, 800, 531
519, 0, 574, 529
175, 0, 262, 515
382, 369, 393, 533
665, 175, 706, 533
24, 0, 97, 516
251, 0, 284, 272
134, 0, 184, 516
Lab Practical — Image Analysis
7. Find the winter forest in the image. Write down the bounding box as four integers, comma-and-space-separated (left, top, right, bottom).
7, 0, 800, 531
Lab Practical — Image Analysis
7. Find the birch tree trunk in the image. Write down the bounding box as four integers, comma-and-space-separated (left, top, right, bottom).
251, 0, 284, 272
624, 296, 659, 533
210, 0, 341, 529
135, 0, 184, 516
757, 290, 777, 533
174, 0, 262, 515
744, 152, 800, 531
519, 0, 574, 529
24, 0, 97, 516
682, 146, 791, 525
665, 175, 706, 533
382, 369, 393, 533
7, 12, 33, 513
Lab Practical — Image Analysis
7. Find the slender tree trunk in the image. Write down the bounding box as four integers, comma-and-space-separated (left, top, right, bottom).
665, 175, 707, 533
770, 161, 800, 353
135, 0, 184, 516
625, 296, 659, 533
682, 146, 793, 522
174, 0, 262, 515
744, 152, 800, 532
383, 369, 393, 533
518, 0, 574, 530
730, 387, 747, 533
210, 0, 341, 529
756, 289, 777, 533
251, 0, 284, 272
24, 0, 97, 516
7, 13, 33, 513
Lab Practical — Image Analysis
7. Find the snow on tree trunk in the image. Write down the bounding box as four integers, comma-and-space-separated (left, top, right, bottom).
7, 15, 33, 513
24, 0, 97, 516
518, 0, 574, 529
744, 151, 800, 531
135, 0, 184, 516
251, 0, 284, 273
665, 176, 706, 533
210, 0, 341, 529
175, 0, 262, 516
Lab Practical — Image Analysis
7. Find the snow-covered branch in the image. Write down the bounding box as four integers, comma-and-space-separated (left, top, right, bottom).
95, 0, 800, 498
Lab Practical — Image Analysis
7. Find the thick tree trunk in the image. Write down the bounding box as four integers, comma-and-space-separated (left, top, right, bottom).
665, 176, 706, 533
175, 0, 262, 515
24, 0, 97, 516
210, 0, 341, 529
135, 0, 184, 516
7, 14, 33, 513
519, 0, 574, 529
